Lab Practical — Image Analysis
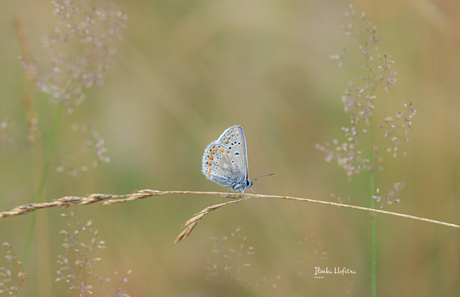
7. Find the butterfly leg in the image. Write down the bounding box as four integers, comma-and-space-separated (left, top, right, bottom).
225, 187, 237, 199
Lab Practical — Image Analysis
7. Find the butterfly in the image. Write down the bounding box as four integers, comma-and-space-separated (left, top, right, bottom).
201, 125, 255, 195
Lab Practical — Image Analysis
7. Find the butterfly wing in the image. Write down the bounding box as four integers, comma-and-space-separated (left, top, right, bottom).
216, 125, 249, 180
202, 125, 249, 188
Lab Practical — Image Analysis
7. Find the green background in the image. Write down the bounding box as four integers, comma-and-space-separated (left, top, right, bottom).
1, 0, 459, 296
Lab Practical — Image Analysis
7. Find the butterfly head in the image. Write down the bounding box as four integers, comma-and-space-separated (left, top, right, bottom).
231, 178, 253, 194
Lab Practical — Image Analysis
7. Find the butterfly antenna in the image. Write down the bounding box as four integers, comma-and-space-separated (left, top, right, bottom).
250, 173, 274, 181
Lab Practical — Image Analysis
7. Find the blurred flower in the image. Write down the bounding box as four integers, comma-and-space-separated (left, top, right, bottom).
0, 117, 14, 147
55, 123, 110, 177
56, 212, 130, 296
207, 227, 255, 287
379, 103, 416, 158
373, 182, 405, 209
0, 242, 27, 295
22, 0, 127, 114
316, 4, 415, 187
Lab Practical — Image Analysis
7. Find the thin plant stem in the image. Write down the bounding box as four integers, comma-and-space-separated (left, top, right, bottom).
0, 189, 457, 228
0, 186, 458, 248
21, 101, 64, 263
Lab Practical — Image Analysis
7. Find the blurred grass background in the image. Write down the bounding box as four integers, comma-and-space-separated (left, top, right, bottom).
1, 0, 459, 296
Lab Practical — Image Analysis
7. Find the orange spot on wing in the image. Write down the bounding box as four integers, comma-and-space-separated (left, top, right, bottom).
225, 140, 228, 143
219, 148, 224, 152
209, 155, 213, 160
210, 151, 214, 154
207, 161, 211, 166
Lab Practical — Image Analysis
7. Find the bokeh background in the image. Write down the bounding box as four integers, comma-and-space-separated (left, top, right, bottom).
1, 0, 459, 296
